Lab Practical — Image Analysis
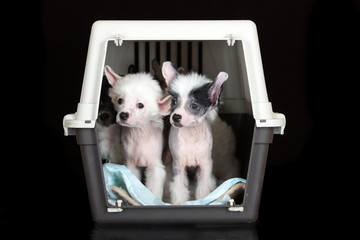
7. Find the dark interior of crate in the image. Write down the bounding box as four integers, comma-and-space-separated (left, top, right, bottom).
219, 113, 254, 179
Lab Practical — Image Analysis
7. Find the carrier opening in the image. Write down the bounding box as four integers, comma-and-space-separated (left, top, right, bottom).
96, 40, 254, 208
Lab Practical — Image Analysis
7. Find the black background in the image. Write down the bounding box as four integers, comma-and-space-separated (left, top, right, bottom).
2, 0, 359, 238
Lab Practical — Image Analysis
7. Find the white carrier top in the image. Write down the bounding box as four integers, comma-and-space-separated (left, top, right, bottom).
63, 20, 285, 136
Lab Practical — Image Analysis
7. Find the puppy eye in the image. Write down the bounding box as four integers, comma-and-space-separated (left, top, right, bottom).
117, 98, 123, 105
190, 103, 198, 110
171, 97, 177, 106
137, 103, 144, 109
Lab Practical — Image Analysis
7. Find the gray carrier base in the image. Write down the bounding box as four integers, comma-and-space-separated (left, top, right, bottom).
75, 124, 273, 224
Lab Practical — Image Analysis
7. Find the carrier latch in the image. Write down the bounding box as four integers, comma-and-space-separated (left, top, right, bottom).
107, 200, 123, 212
227, 199, 244, 212
226, 34, 236, 46
114, 35, 123, 46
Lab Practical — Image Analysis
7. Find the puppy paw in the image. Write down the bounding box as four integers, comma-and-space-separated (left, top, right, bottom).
195, 175, 216, 199
170, 181, 189, 205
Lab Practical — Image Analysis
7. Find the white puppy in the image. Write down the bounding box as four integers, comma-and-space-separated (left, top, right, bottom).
104, 65, 169, 199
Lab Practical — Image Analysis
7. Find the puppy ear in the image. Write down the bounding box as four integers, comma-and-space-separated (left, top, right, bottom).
162, 61, 178, 86
157, 95, 172, 116
209, 72, 228, 108
104, 65, 122, 86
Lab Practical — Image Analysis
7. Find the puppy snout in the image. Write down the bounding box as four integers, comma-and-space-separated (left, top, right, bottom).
172, 114, 182, 123
119, 112, 129, 121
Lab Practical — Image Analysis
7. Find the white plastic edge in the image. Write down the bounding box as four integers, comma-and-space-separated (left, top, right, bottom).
255, 112, 286, 135
252, 102, 286, 134
63, 113, 95, 136
63, 20, 286, 135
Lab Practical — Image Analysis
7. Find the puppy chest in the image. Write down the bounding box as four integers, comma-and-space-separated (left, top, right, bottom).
169, 126, 213, 166
122, 127, 163, 166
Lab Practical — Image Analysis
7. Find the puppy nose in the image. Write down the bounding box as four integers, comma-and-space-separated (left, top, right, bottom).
172, 114, 182, 123
120, 112, 129, 120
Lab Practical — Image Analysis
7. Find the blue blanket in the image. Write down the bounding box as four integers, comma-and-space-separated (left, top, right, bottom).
103, 163, 246, 206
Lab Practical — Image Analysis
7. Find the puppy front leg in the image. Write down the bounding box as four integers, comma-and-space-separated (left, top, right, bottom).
170, 164, 189, 205
145, 162, 166, 200
126, 160, 141, 181
195, 158, 216, 199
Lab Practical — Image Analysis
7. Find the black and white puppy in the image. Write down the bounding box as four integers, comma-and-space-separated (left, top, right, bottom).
95, 77, 124, 164
161, 61, 229, 204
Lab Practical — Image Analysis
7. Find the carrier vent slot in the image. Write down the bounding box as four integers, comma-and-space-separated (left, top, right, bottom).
133, 41, 203, 74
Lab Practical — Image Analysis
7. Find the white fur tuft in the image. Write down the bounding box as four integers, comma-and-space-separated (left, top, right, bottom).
169, 72, 212, 97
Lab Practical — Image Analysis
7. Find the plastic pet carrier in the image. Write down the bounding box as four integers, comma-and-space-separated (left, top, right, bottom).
63, 20, 286, 224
